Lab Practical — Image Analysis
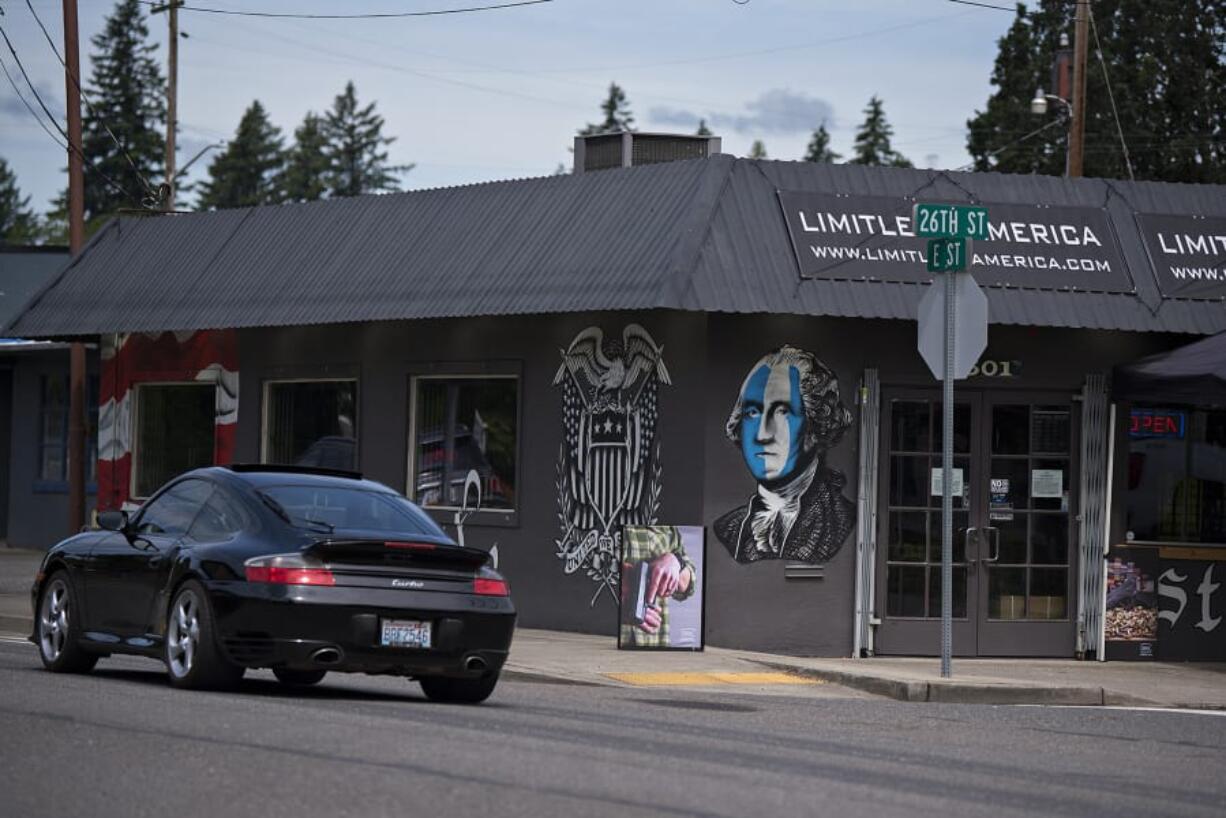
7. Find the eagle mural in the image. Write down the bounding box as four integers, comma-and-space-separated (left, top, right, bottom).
553, 325, 671, 606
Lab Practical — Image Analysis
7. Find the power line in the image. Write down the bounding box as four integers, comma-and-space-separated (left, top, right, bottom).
945, 0, 1015, 11
0, 22, 140, 205
0, 21, 72, 147
0, 54, 67, 151
134, 0, 552, 19
24, 0, 161, 202
953, 116, 1067, 171
1087, 7, 1134, 180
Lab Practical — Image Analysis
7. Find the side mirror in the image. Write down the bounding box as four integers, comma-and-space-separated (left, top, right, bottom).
97, 509, 129, 533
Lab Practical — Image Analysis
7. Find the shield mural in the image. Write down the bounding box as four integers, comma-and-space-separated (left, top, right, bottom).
554, 325, 670, 606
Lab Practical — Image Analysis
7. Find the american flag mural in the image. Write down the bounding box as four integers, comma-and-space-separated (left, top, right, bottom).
98, 330, 238, 511
553, 325, 670, 606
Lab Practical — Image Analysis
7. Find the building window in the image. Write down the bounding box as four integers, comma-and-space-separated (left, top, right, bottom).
133, 383, 216, 499
1126, 406, 1226, 545
38, 375, 98, 484
410, 376, 518, 511
263, 380, 358, 470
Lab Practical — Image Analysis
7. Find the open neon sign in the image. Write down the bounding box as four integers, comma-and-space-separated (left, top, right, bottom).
1130, 408, 1186, 439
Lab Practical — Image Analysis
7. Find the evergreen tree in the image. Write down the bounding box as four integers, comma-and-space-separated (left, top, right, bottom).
579, 82, 634, 135
0, 159, 40, 244
696, 119, 713, 137
804, 123, 841, 163
278, 113, 330, 203
967, 1, 1226, 183
77, 0, 166, 220
850, 95, 911, 167
749, 140, 768, 159
196, 101, 285, 210
322, 81, 412, 197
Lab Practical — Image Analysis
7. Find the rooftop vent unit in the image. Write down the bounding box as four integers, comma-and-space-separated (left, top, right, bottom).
573, 131, 722, 174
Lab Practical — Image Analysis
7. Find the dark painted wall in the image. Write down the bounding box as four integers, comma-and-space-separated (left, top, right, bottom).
3, 348, 98, 550
235, 312, 1191, 656
237, 311, 709, 637
701, 314, 1188, 656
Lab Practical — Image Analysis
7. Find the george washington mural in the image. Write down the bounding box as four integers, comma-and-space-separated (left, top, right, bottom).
713, 345, 855, 564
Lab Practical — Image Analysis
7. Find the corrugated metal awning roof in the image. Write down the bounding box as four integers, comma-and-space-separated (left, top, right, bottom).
8, 156, 1226, 338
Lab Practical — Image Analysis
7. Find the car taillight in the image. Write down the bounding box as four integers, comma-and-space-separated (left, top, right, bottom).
244, 555, 335, 586
473, 578, 509, 596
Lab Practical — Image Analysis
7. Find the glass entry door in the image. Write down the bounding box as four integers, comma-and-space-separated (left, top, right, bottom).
975, 394, 1077, 656
874, 389, 1078, 657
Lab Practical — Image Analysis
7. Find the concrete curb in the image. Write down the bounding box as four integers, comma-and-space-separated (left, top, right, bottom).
752, 659, 1108, 706
753, 661, 928, 701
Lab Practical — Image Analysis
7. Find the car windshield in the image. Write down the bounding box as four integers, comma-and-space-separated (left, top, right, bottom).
258, 485, 444, 537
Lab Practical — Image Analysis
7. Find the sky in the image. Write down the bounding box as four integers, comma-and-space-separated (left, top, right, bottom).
0, 0, 1022, 214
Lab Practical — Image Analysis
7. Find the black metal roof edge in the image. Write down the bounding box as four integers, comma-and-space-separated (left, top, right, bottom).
658, 154, 737, 308
0, 219, 118, 337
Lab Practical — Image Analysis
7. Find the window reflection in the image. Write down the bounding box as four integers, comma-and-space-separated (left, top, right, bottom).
1126, 407, 1226, 544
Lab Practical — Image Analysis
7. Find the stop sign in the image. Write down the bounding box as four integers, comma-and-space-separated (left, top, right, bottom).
917, 273, 989, 380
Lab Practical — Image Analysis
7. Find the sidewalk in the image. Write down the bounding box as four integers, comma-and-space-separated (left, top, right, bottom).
506, 628, 1226, 708
4, 545, 1223, 708
0, 545, 41, 636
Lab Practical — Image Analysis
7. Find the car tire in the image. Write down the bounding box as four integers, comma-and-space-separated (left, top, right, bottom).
36, 571, 98, 674
272, 668, 327, 687
165, 580, 243, 690
419, 672, 500, 704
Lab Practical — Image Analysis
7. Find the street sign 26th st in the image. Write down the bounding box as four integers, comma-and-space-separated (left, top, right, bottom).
913, 203, 989, 240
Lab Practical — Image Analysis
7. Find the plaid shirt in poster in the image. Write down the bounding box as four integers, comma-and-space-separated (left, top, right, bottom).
620, 526, 697, 648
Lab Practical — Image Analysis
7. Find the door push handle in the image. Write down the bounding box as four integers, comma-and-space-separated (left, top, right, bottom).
964, 526, 979, 552
964, 527, 979, 575
981, 526, 1000, 564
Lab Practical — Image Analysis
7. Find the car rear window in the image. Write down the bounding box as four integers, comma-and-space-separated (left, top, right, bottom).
259, 485, 446, 537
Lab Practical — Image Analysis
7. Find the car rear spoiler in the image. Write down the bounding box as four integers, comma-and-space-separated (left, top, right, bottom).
304, 539, 491, 570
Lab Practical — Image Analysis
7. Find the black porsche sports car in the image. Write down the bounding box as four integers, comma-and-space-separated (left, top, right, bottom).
30, 465, 515, 703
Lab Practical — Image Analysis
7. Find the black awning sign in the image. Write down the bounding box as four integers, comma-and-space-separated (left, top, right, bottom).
778, 191, 1133, 292
1135, 213, 1226, 300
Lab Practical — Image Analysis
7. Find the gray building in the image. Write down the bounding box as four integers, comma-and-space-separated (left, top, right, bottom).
8, 152, 1225, 658
0, 246, 97, 550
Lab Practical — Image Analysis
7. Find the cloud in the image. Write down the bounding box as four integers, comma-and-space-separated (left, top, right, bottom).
648, 88, 834, 135
1, 93, 28, 117
1, 80, 64, 124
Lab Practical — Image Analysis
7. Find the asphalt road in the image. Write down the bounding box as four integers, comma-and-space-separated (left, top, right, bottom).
1, 637, 1224, 818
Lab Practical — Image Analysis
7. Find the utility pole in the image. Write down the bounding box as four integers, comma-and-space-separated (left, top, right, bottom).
62, 0, 87, 534
154, 1, 183, 210
1068, 0, 1090, 177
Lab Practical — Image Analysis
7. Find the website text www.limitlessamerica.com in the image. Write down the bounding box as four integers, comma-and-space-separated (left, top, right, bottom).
807, 244, 1115, 273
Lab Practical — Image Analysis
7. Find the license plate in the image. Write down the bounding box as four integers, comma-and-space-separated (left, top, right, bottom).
380, 618, 432, 649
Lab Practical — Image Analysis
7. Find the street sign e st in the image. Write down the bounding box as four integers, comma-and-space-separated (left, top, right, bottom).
913, 203, 989, 240
927, 237, 968, 273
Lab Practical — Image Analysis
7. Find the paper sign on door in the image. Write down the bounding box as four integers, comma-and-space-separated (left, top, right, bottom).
930, 467, 964, 497
1031, 469, 1063, 498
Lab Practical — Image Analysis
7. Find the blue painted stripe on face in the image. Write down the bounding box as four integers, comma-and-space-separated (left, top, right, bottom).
740, 364, 772, 480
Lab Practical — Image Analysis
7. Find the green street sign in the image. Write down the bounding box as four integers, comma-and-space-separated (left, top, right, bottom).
913, 203, 989, 240
927, 237, 968, 272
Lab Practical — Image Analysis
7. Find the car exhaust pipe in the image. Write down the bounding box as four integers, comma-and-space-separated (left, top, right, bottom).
311, 647, 343, 666
464, 655, 487, 672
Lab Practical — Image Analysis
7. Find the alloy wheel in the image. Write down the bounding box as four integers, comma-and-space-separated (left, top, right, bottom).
167, 590, 201, 678
38, 579, 69, 663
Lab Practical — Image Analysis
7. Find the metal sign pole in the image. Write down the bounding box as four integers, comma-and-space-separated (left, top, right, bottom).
941, 271, 955, 679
